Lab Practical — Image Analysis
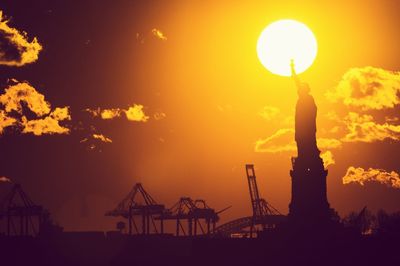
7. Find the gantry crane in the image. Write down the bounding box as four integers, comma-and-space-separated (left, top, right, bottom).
0, 184, 48, 237
214, 164, 285, 237
105, 183, 165, 235
158, 197, 229, 236
246, 164, 283, 235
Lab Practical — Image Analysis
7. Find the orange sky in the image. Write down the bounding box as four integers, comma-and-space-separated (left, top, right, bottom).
0, 0, 400, 232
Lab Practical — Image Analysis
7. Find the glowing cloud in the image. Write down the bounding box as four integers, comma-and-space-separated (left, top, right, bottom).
50, 107, 70, 121
326, 67, 400, 110
92, 134, 112, 143
259, 106, 280, 121
151, 28, 167, 41
343, 167, 400, 189
342, 112, 400, 143
124, 104, 149, 122
85, 108, 122, 119
317, 138, 342, 150
0, 110, 17, 133
255, 128, 295, 153
86, 104, 149, 122
100, 109, 121, 119
0, 82, 51, 116
255, 128, 342, 153
21, 107, 71, 136
136, 28, 167, 44
0, 81, 70, 135
80, 133, 113, 152
0, 11, 42, 66
85, 108, 100, 117
153, 111, 166, 121
321, 151, 335, 168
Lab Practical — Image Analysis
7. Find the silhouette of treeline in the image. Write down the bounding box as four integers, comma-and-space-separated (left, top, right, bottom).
342, 208, 400, 236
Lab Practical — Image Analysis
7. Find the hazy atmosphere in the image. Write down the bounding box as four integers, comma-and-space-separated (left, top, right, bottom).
0, 0, 400, 232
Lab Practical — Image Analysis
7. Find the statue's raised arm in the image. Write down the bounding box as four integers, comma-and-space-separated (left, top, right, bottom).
290, 59, 301, 89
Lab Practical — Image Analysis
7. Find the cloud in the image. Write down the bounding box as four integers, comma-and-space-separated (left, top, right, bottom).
136, 28, 167, 44
85, 108, 100, 117
259, 106, 280, 121
80, 133, 113, 152
0, 12, 70, 137
255, 128, 342, 153
21, 107, 71, 136
321, 151, 335, 168
92, 133, 112, 143
0, 82, 51, 116
153, 111, 166, 121
0, 176, 11, 182
100, 109, 121, 119
124, 104, 149, 122
317, 138, 342, 149
324, 69, 400, 143
86, 104, 149, 122
341, 112, 400, 143
151, 28, 167, 41
0, 110, 17, 133
385, 116, 399, 123
0, 81, 70, 135
0, 11, 42, 66
255, 128, 296, 153
326, 67, 400, 110
343, 166, 400, 189
325, 111, 341, 122
80, 104, 150, 150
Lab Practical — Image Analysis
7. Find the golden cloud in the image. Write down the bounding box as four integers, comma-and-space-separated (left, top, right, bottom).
255, 128, 295, 153
259, 106, 280, 121
153, 111, 166, 121
124, 104, 149, 122
255, 128, 342, 153
92, 133, 112, 143
321, 151, 335, 168
85, 108, 121, 119
342, 112, 400, 143
100, 109, 121, 119
0, 82, 51, 116
50, 107, 70, 121
136, 28, 167, 44
317, 138, 342, 149
80, 133, 113, 152
0, 81, 70, 135
326, 67, 400, 110
85, 108, 100, 117
21, 107, 71, 136
151, 28, 167, 41
86, 104, 149, 122
343, 166, 400, 189
0, 110, 17, 133
0, 11, 42, 66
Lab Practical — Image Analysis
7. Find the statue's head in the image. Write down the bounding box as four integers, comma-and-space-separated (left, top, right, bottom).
298, 82, 310, 96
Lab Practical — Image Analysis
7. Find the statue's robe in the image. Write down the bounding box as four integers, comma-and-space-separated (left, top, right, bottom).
295, 93, 319, 158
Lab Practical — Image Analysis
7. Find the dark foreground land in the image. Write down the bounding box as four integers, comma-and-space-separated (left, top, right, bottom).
1, 232, 399, 266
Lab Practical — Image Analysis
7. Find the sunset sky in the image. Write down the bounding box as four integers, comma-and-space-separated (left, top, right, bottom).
0, 0, 399, 232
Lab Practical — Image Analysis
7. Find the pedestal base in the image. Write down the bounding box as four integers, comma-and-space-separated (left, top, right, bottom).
288, 156, 335, 227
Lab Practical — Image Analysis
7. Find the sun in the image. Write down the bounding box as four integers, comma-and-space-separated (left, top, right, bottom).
257, 19, 317, 77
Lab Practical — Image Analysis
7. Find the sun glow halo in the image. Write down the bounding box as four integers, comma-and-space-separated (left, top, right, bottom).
257, 19, 317, 76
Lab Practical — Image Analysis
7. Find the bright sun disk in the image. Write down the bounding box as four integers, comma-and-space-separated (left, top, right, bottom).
257, 19, 317, 77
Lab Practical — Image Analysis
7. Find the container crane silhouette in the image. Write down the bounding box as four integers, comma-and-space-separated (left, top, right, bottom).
214, 164, 286, 237
105, 183, 165, 235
